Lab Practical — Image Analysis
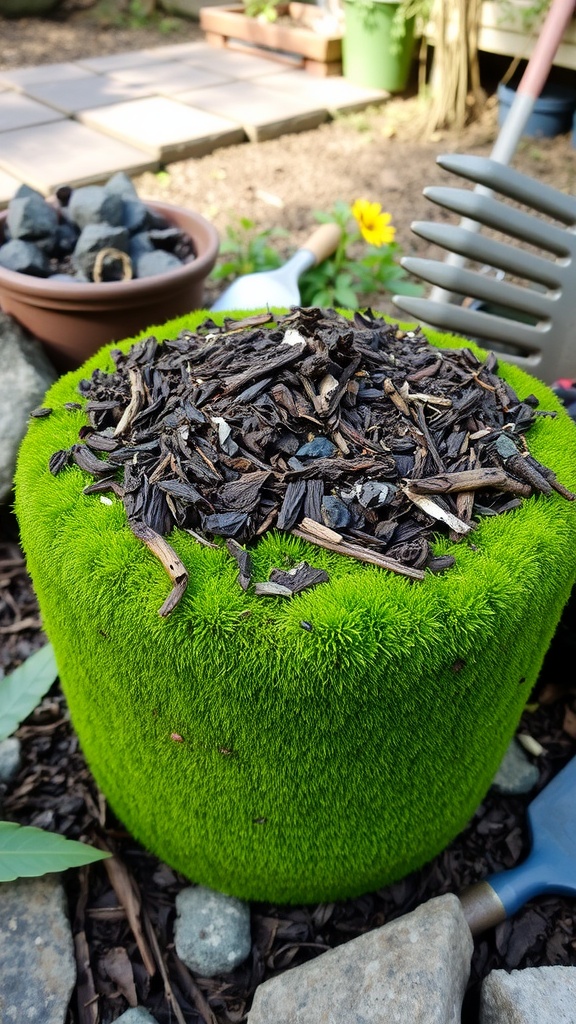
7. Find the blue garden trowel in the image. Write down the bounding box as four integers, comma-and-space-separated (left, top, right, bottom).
459, 755, 576, 935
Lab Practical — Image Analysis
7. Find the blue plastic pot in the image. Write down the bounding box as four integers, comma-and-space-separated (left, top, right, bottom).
498, 81, 576, 138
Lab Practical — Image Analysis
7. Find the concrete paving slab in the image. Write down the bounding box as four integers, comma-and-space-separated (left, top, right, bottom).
174, 78, 328, 141
141, 40, 232, 61
0, 120, 157, 195
0, 91, 65, 133
258, 70, 389, 112
0, 166, 25, 207
183, 47, 296, 79
79, 95, 246, 161
75, 48, 183, 73
19, 74, 156, 116
107, 60, 231, 95
0, 62, 98, 90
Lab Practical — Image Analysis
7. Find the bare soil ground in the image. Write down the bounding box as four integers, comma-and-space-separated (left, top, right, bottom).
1, 6, 576, 1024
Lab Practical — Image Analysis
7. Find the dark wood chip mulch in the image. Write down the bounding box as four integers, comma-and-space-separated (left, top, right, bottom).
1, 504, 575, 1024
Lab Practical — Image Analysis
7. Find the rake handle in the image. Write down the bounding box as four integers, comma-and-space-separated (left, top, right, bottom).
517, 0, 576, 102
429, 0, 576, 302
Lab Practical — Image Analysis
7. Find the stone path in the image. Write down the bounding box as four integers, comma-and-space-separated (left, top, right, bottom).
0, 40, 387, 205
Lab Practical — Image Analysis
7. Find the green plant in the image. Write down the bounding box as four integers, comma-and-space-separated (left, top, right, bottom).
390, 0, 434, 53
243, 0, 283, 21
0, 644, 110, 881
210, 216, 288, 283
495, 0, 551, 32
299, 199, 424, 308
85, 0, 180, 32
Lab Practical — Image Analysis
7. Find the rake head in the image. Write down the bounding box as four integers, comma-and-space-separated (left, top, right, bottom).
393, 154, 576, 385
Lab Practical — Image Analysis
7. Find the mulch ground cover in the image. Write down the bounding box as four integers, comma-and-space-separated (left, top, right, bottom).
1, 500, 575, 1024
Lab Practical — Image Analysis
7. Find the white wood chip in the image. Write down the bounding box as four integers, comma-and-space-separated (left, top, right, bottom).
403, 487, 473, 535
517, 733, 546, 757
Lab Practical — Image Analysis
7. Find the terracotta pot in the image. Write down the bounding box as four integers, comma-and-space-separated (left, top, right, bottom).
0, 201, 219, 372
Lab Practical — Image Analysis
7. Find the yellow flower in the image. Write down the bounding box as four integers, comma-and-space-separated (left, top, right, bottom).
351, 199, 396, 247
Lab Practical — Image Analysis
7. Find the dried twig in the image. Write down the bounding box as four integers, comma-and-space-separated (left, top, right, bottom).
114, 368, 146, 437
128, 521, 188, 617
292, 519, 425, 580
73, 866, 99, 1024
100, 850, 157, 977
170, 952, 220, 1024
141, 906, 187, 1024
409, 467, 532, 497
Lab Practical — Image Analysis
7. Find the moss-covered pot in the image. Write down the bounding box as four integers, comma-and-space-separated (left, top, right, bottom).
14, 310, 576, 904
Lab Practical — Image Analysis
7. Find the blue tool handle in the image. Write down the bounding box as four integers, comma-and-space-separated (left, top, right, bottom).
488, 849, 557, 917
460, 845, 576, 935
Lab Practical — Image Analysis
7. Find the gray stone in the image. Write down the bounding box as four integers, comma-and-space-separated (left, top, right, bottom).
123, 199, 149, 234
0, 312, 58, 502
67, 184, 124, 231
71, 223, 130, 279
0, 875, 76, 1024
48, 273, 84, 283
480, 966, 576, 1023
321, 494, 351, 529
13, 184, 45, 202
492, 738, 540, 795
149, 226, 181, 248
55, 220, 80, 257
114, 1009, 159, 1024
0, 738, 21, 783
0, 239, 49, 277
130, 231, 155, 261
135, 250, 182, 278
6, 194, 58, 251
174, 885, 252, 977
104, 171, 139, 201
248, 893, 473, 1024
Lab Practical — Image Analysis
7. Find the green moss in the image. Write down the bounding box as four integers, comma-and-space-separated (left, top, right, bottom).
14, 310, 576, 903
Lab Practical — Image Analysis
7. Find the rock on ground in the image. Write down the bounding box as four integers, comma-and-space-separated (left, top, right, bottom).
0, 313, 57, 503
0, 738, 21, 784
247, 893, 473, 1024
115, 1009, 160, 1023
491, 738, 540, 795
174, 885, 252, 977
480, 966, 576, 1023
0, 874, 76, 1024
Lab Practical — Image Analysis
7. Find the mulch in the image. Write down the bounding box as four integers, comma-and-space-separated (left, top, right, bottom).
1, 500, 575, 1024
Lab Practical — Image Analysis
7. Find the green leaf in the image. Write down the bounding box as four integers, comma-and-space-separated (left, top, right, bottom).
0, 643, 59, 742
0, 822, 110, 882
334, 280, 359, 308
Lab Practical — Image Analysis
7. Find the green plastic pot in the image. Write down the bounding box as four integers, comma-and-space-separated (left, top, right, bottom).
14, 310, 576, 905
342, 0, 415, 92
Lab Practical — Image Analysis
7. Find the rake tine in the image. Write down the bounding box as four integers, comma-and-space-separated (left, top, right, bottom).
436, 155, 576, 225
391, 295, 548, 357
401, 258, 552, 320
423, 187, 574, 257
409, 221, 563, 291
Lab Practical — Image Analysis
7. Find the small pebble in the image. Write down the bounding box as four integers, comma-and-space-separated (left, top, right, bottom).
114, 1009, 159, 1024
296, 437, 337, 459
174, 885, 251, 977
491, 738, 540, 795
0, 737, 22, 783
